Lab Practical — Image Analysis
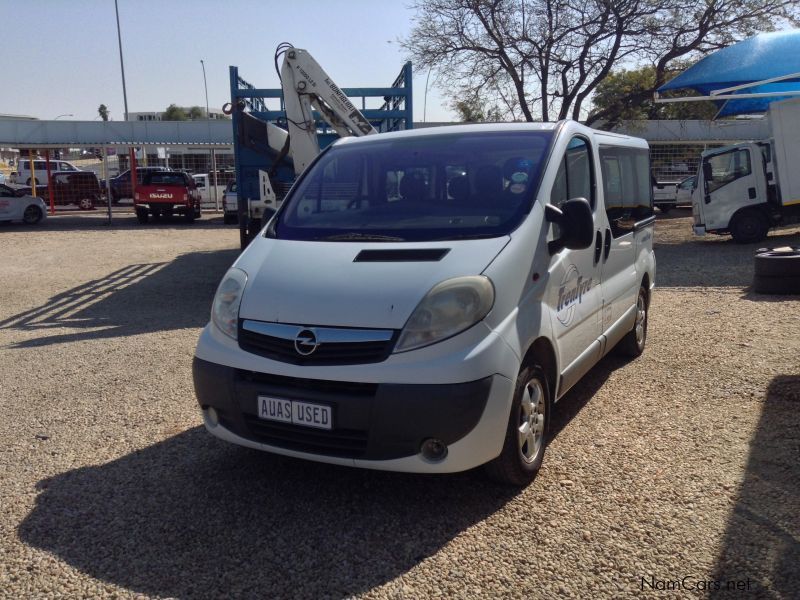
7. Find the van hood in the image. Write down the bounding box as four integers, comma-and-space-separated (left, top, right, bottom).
237, 237, 509, 329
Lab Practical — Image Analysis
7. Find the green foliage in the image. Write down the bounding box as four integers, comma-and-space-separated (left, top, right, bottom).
452, 97, 503, 122
97, 104, 109, 121
188, 106, 206, 120
591, 66, 719, 128
163, 104, 188, 121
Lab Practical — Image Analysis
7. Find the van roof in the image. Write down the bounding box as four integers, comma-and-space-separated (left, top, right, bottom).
333, 121, 647, 149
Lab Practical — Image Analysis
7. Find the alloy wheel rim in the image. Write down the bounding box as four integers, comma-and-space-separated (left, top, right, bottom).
518, 378, 545, 464
635, 293, 646, 346
23, 206, 38, 223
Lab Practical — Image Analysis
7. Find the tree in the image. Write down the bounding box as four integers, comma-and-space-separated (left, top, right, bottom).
163, 104, 188, 121
188, 106, 206, 120
403, 0, 799, 124
452, 95, 504, 122
97, 104, 109, 121
590, 65, 718, 128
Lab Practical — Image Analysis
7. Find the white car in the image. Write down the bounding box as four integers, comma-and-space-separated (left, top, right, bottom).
223, 180, 238, 224
675, 175, 696, 206
193, 122, 656, 485
0, 184, 47, 224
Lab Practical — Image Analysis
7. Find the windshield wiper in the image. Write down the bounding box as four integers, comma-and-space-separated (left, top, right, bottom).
318, 233, 406, 242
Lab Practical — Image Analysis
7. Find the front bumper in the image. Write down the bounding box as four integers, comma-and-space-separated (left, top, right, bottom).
193, 357, 514, 473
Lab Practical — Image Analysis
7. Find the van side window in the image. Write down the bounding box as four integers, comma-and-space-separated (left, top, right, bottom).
599, 145, 653, 237
549, 137, 594, 210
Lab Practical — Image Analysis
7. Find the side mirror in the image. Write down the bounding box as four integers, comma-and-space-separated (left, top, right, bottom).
546, 197, 594, 255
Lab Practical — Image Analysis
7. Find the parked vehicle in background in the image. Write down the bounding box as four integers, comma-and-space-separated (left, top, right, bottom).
652, 180, 679, 213
134, 170, 201, 223
110, 167, 171, 202
21, 171, 102, 210
0, 172, 6, 184
223, 180, 238, 224
11, 159, 83, 185
192, 174, 226, 210
193, 122, 657, 486
675, 175, 696, 205
694, 97, 800, 243
0, 183, 47, 224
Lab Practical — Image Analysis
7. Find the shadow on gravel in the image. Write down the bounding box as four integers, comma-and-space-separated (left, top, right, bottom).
710, 375, 800, 597
0, 212, 234, 233
0, 249, 238, 347
655, 229, 800, 288
549, 353, 630, 439
19, 429, 516, 598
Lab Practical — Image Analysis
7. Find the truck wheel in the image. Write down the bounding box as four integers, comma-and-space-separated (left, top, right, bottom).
616, 285, 649, 358
26, 177, 40, 186
656, 204, 671, 214
730, 209, 769, 244
184, 207, 196, 223
223, 213, 235, 225
77, 197, 94, 211
484, 363, 550, 486
135, 208, 149, 224
22, 205, 43, 224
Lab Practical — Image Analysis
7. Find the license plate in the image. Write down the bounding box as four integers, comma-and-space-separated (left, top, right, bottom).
257, 396, 332, 430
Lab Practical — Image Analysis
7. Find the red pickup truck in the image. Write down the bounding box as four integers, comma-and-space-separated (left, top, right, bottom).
134, 170, 201, 223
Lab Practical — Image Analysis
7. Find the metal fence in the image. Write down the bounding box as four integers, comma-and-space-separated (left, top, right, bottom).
6, 145, 234, 213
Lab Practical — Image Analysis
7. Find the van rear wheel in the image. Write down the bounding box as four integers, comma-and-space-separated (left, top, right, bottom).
617, 285, 648, 358
484, 363, 550, 486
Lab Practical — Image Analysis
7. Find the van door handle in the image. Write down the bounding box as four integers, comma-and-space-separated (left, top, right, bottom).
603, 228, 611, 260
594, 231, 602, 264
748, 187, 757, 199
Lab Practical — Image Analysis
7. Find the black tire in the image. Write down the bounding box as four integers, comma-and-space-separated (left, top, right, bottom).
22, 205, 43, 224
77, 197, 94, 211
730, 209, 769, 244
184, 207, 196, 223
484, 363, 550, 486
656, 204, 671, 214
752, 274, 800, 295
223, 213, 237, 225
135, 208, 149, 224
616, 285, 649, 358
754, 250, 800, 278
26, 177, 40, 186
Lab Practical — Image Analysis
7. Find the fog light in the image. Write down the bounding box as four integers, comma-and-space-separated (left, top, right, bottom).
205, 406, 219, 427
420, 438, 448, 462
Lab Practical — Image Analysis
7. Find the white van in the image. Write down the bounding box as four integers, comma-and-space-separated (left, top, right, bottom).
11, 158, 82, 185
193, 122, 656, 485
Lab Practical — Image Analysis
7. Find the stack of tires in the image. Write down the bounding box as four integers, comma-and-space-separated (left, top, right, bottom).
753, 247, 800, 294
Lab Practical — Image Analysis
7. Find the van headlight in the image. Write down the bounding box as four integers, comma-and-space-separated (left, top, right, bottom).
395, 276, 494, 353
211, 268, 248, 340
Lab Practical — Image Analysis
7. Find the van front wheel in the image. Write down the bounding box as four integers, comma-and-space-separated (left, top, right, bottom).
484, 363, 550, 486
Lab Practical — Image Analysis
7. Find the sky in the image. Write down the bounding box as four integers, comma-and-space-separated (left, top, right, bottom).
1, 0, 455, 123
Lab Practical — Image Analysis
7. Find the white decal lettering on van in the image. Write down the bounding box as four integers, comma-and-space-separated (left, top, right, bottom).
556, 264, 592, 327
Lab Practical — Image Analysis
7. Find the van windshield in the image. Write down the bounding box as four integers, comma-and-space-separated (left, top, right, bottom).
273, 131, 554, 242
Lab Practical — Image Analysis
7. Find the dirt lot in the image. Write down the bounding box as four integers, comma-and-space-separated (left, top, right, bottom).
0, 210, 798, 598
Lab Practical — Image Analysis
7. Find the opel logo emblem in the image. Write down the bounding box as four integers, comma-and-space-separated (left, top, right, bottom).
294, 328, 319, 356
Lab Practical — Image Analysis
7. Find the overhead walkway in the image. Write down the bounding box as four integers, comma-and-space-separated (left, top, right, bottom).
0, 119, 233, 148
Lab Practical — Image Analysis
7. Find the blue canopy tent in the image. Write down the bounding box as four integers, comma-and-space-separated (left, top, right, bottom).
656, 30, 800, 117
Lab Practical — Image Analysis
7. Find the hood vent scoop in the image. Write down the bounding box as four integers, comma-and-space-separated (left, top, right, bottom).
354, 249, 451, 262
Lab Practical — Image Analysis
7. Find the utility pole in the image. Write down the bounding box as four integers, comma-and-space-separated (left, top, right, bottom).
201, 59, 219, 211
115, 0, 129, 122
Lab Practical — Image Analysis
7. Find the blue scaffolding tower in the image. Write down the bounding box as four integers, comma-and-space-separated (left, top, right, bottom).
228, 62, 413, 246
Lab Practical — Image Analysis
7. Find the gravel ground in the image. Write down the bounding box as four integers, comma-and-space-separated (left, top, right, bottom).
0, 210, 798, 599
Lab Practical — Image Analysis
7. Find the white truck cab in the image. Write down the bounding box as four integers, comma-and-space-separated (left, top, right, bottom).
693, 98, 800, 243
193, 122, 656, 485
